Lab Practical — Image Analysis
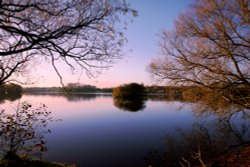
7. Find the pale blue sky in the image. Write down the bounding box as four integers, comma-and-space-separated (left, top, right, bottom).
34, 0, 192, 87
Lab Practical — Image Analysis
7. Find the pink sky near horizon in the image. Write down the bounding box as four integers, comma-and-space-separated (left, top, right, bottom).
26, 0, 191, 88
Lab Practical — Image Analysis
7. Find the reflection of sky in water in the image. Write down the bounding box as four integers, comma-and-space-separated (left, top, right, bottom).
3, 95, 197, 167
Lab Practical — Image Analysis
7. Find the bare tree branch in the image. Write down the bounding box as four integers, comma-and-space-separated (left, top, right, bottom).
0, 0, 137, 84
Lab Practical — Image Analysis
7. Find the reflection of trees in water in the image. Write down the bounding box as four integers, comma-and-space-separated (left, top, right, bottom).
0, 102, 54, 161
0, 93, 22, 104
145, 106, 250, 167
65, 93, 110, 102
25, 93, 111, 102
28, 92, 184, 104
113, 93, 184, 112
113, 98, 146, 112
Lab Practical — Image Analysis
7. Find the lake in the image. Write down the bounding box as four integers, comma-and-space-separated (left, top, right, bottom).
1, 93, 250, 167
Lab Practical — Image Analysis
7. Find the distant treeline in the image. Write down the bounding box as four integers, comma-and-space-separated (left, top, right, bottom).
24, 83, 191, 96
24, 83, 112, 93
24, 87, 61, 93
24, 83, 197, 96
22, 83, 250, 107
1, 82, 249, 109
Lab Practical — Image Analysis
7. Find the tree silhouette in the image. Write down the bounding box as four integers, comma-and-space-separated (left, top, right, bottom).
0, 0, 137, 85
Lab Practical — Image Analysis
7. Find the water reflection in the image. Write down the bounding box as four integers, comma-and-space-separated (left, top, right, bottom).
112, 94, 184, 112
0, 93, 22, 103
113, 98, 146, 112
145, 106, 250, 167
147, 93, 184, 102
24, 92, 111, 102
0, 102, 54, 162
25, 92, 183, 105
3, 93, 249, 166
65, 93, 110, 102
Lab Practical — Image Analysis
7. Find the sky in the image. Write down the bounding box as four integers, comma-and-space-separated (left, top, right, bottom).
31, 0, 191, 88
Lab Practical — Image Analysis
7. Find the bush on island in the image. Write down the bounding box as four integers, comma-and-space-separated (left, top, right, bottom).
112, 83, 145, 100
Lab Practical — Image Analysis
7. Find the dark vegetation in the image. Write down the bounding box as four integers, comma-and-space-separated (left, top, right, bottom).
113, 97, 146, 112
0, 83, 23, 103
113, 83, 146, 99
112, 83, 146, 112
0, 83, 23, 95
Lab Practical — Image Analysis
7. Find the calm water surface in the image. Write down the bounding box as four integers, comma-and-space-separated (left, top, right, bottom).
2, 94, 249, 167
